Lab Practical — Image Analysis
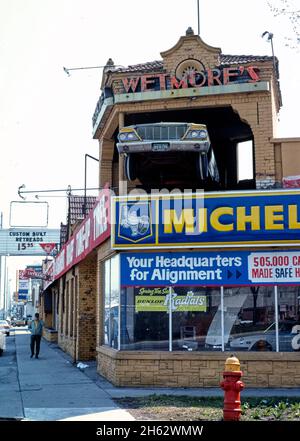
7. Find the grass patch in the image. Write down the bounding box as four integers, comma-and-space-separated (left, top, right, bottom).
115, 395, 300, 421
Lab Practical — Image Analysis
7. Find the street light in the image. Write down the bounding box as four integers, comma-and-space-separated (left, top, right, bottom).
63, 60, 124, 76
261, 31, 277, 75
83, 154, 99, 215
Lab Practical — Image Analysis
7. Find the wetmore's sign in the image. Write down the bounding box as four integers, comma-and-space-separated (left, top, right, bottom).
121, 250, 300, 286
120, 66, 260, 93
112, 190, 300, 249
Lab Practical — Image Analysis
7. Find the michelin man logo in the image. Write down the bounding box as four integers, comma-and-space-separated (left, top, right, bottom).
120, 206, 150, 237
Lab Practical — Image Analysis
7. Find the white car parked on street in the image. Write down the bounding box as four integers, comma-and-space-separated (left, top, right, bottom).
0, 331, 5, 356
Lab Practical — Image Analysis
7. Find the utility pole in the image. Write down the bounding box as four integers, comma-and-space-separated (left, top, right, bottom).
3, 256, 7, 316
0, 212, 2, 314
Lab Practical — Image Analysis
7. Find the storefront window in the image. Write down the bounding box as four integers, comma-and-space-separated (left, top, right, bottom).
172, 287, 221, 351
224, 286, 275, 352
121, 287, 169, 350
103, 255, 120, 349
105, 254, 300, 353
120, 286, 221, 351
277, 286, 300, 352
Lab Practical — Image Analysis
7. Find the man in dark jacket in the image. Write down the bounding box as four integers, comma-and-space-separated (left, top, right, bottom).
29, 313, 44, 359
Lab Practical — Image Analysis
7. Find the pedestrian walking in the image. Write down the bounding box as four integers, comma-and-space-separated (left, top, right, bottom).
29, 313, 44, 359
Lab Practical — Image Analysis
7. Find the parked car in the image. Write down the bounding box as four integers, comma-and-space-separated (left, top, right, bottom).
11, 318, 27, 327
0, 331, 5, 355
229, 320, 300, 352
117, 122, 220, 185
0, 320, 11, 336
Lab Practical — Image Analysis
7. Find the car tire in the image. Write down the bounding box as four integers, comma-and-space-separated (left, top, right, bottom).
196, 153, 209, 180
0, 348, 3, 356
250, 340, 272, 351
6, 332, 9, 336
124, 154, 137, 181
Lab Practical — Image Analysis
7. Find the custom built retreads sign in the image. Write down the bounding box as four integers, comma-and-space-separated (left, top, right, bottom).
112, 190, 300, 249
0, 228, 60, 256
121, 251, 300, 286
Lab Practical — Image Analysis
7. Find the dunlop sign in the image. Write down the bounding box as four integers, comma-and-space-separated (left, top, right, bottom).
112, 190, 300, 249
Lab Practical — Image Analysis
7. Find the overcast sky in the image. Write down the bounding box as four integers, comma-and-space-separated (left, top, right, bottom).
0, 0, 299, 290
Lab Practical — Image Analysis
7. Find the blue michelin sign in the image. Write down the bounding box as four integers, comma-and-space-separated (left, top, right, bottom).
121, 250, 300, 286
112, 190, 300, 249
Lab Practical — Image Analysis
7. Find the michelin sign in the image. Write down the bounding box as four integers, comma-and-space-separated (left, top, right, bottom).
112, 190, 300, 249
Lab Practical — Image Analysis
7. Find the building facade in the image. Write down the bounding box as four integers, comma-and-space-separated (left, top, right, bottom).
43, 29, 300, 388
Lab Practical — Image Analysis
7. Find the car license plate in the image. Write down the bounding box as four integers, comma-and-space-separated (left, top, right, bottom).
152, 143, 170, 151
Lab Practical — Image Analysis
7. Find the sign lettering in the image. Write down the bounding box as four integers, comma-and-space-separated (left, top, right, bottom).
121, 250, 300, 286
112, 190, 300, 249
47, 187, 110, 280
0, 229, 59, 256
120, 66, 260, 93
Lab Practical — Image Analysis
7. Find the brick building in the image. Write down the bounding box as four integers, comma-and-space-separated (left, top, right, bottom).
43, 29, 300, 387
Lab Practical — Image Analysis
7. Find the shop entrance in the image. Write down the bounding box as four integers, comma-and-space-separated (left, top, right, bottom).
114, 106, 255, 192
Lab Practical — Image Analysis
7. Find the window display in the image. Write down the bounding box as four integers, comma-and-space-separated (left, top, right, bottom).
225, 286, 275, 351
104, 256, 300, 352
278, 286, 300, 352
172, 287, 221, 351
103, 255, 120, 349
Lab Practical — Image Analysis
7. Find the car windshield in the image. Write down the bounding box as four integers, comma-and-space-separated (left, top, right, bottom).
264, 322, 275, 333
263, 321, 296, 333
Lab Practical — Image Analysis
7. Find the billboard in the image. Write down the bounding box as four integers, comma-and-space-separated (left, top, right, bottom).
112, 190, 300, 249
18, 275, 29, 301
121, 250, 300, 286
0, 229, 60, 256
10, 201, 49, 227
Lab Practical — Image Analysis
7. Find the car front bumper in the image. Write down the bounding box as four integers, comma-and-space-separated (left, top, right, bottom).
117, 140, 210, 154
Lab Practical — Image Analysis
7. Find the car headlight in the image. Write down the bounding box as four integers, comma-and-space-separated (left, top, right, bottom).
185, 129, 207, 140
118, 130, 140, 142
119, 133, 127, 141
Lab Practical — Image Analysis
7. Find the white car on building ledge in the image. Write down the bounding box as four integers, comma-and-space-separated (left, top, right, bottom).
116, 122, 220, 185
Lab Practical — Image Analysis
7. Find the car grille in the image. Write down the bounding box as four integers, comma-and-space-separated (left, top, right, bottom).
136, 125, 188, 141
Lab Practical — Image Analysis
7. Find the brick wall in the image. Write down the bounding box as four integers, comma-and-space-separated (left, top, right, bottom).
98, 89, 277, 193
97, 347, 300, 388
98, 31, 280, 192
76, 253, 97, 360
57, 252, 97, 361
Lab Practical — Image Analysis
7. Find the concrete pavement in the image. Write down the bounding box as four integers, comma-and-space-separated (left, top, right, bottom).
0, 329, 299, 421
0, 329, 134, 421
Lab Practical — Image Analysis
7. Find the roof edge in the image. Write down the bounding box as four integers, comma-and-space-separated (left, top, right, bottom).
160, 34, 221, 58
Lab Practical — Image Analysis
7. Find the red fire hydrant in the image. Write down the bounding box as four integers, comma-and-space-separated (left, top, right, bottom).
220, 355, 244, 421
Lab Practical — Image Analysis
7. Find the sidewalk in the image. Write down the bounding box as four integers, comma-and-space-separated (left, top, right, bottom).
1, 330, 300, 421
1, 330, 134, 421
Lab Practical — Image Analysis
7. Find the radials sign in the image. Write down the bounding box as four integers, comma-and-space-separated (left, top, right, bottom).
112, 190, 300, 249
